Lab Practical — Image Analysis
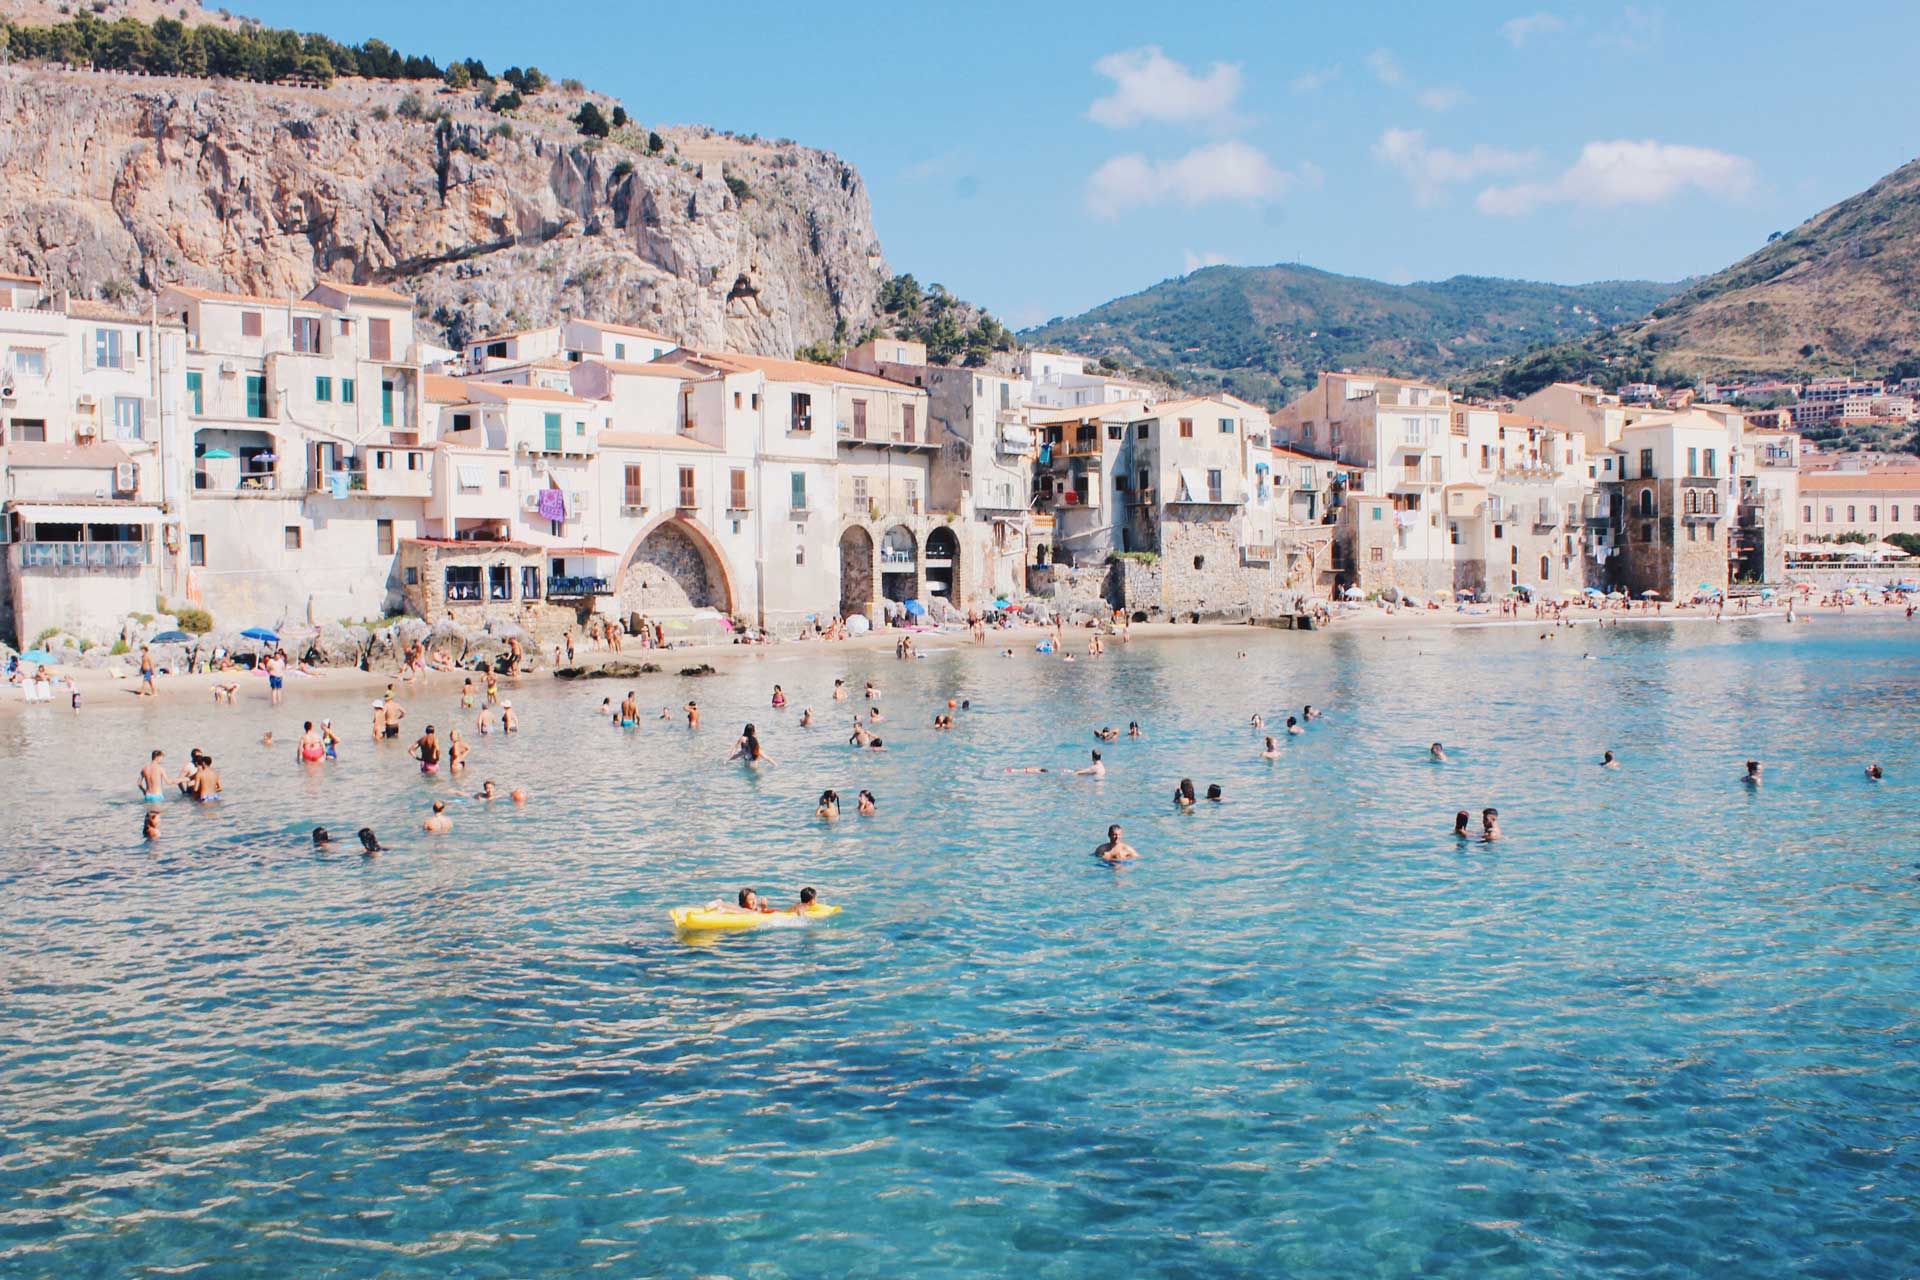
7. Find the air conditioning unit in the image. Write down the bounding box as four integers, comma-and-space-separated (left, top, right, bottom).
218, 360, 238, 376
521, 491, 543, 512
0, 380, 15, 400
75, 392, 96, 409
567, 490, 589, 514
115, 463, 138, 495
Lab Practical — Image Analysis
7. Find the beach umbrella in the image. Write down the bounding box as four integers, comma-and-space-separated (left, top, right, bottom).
1342, 585, 1363, 599
1640, 590, 1660, 598
240, 627, 279, 644
17, 649, 56, 665
254, 451, 278, 462
902, 599, 927, 617
1583, 587, 1604, 597
1759, 588, 1776, 599
201, 448, 235, 459
149, 629, 192, 643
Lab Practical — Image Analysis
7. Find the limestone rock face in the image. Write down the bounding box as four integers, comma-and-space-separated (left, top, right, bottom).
0, 66, 891, 354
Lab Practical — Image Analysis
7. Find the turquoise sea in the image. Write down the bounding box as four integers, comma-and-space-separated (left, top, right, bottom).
2, 618, 1917, 1278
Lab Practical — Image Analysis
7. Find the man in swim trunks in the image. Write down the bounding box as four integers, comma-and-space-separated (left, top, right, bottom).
620, 693, 639, 726
423, 800, 452, 833
138, 644, 156, 697
266, 650, 285, 706
382, 695, 406, 739
1093, 824, 1138, 861
138, 749, 170, 802
411, 726, 442, 774
190, 757, 221, 801
1073, 750, 1106, 777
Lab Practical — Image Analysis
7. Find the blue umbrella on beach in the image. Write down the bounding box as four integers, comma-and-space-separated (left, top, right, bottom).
902, 599, 927, 618
240, 627, 280, 643
17, 649, 56, 666
1583, 587, 1603, 596
150, 629, 192, 644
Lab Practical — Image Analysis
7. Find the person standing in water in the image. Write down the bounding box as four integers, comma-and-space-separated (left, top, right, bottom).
501, 702, 518, 733
138, 750, 171, 803
685, 701, 700, 730
411, 725, 442, 775
423, 800, 452, 834
1093, 824, 1138, 861
297, 721, 325, 764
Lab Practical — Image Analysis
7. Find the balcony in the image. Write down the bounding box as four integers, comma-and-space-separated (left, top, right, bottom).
19, 541, 151, 569
622, 487, 651, 515
547, 575, 613, 600
836, 421, 939, 450
1129, 486, 1157, 506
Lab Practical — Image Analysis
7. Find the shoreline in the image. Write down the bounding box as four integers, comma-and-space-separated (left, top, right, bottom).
1, 602, 1894, 717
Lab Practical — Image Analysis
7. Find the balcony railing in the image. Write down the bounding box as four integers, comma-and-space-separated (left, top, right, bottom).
20, 541, 151, 569
622, 487, 650, 513
547, 576, 613, 599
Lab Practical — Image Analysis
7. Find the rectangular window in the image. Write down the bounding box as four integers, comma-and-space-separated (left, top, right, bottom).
369, 318, 391, 362
445, 566, 481, 602
245, 374, 268, 419
790, 471, 807, 512
240, 311, 261, 338
852, 399, 868, 438
751, 393, 760, 410
112, 396, 143, 440
1826, 506, 1835, 522
1137, 422, 1151, 440
903, 404, 917, 442
614, 343, 627, 361
342, 378, 355, 404
734, 390, 743, 410
1848, 505, 1857, 522
292, 316, 321, 354
1704, 449, 1717, 477
10, 348, 46, 377
543, 412, 562, 452
1220, 417, 1234, 434
94, 328, 123, 369
375, 451, 391, 471
315, 376, 332, 402
488, 564, 512, 601
906, 478, 919, 513
1639, 448, 1654, 478
1870, 505, 1879, 522
678, 466, 696, 508
1178, 418, 1194, 439
1207, 469, 1223, 502
485, 341, 507, 359
790, 392, 813, 433
185, 370, 203, 415
1369, 547, 1384, 563
1687, 446, 1698, 476
575, 419, 586, 438
624, 464, 645, 509
1895, 506, 1904, 524
12, 418, 46, 443
852, 475, 869, 504
521, 565, 542, 601
1107, 424, 1123, 441
1803, 505, 1812, 523
188, 533, 205, 566
729, 468, 747, 509
376, 519, 394, 555
381, 380, 395, 427
284, 525, 302, 550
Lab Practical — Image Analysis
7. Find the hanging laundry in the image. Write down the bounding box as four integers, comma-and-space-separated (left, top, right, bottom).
537, 488, 568, 522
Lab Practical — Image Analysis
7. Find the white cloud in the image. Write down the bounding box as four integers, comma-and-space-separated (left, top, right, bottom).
1500, 12, 1565, 46
1477, 139, 1755, 215
1365, 48, 1405, 86
1373, 128, 1536, 205
1290, 63, 1341, 94
1088, 46, 1243, 128
1183, 249, 1234, 273
1415, 87, 1468, 112
1087, 140, 1291, 218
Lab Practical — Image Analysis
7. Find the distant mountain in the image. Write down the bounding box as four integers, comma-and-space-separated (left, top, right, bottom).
1017, 264, 1680, 407
1615, 156, 1920, 378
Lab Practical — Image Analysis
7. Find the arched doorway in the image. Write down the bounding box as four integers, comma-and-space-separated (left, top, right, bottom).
618, 518, 733, 617
924, 525, 959, 604
880, 525, 918, 603
838, 525, 875, 622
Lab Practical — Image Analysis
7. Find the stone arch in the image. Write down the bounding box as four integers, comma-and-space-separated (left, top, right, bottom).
838, 524, 876, 622
616, 514, 737, 617
880, 524, 918, 603
924, 524, 960, 605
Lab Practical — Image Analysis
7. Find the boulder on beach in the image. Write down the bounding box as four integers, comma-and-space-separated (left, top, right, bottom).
552, 660, 662, 680
678, 664, 717, 677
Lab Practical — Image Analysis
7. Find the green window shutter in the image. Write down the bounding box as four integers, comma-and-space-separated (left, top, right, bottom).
381, 380, 395, 427
315, 376, 331, 402
185, 371, 203, 415
342, 379, 355, 404
245, 374, 267, 419
544, 413, 562, 451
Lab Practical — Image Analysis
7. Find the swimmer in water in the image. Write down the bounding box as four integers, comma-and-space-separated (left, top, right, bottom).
815, 788, 840, 819
1286, 715, 1303, 736
1075, 750, 1105, 778
800, 708, 815, 727
685, 700, 700, 730
1206, 783, 1223, 802
1866, 763, 1884, 781
865, 681, 880, 701
138, 749, 170, 802
501, 701, 518, 733
1093, 823, 1138, 862
832, 679, 848, 701
476, 779, 498, 802
849, 718, 872, 747
358, 828, 384, 856
857, 789, 876, 815
1304, 705, 1322, 721
322, 719, 341, 760
1453, 810, 1471, 839
190, 756, 221, 802
461, 677, 476, 709
1430, 742, 1447, 762
1743, 760, 1763, 787
1261, 736, 1280, 759
729, 724, 771, 766
1602, 750, 1619, 769
1251, 713, 1264, 730
868, 705, 885, 723
1128, 721, 1143, 738
772, 684, 787, 709
422, 800, 452, 834
143, 810, 160, 840
1481, 808, 1502, 842
620, 692, 640, 726
297, 721, 325, 764
1174, 778, 1197, 810
312, 827, 332, 847
447, 727, 470, 774
410, 725, 442, 774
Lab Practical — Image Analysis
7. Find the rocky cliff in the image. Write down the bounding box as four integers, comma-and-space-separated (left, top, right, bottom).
0, 63, 890, 353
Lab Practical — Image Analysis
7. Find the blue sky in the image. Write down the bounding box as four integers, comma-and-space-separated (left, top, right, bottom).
241, 0, 1920, 328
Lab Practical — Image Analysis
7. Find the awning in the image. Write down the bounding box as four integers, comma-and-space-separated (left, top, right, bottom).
544, 546, 619, 557
999, 424, 1033, 447
7, 503, 163, 524
456, 464, 488, 487
1176, 467, 1208, 502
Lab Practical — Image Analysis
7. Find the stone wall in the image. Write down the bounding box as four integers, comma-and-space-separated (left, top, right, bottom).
618, 522, 722, 614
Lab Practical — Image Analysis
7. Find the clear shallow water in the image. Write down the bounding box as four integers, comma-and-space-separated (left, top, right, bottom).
2, 619, 1918, 1278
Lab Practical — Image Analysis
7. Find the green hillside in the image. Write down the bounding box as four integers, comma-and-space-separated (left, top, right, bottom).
1017, 264, 1679, 407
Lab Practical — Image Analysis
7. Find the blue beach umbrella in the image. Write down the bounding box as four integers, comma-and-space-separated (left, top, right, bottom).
902, 599, 927, 618
150, 629, 192, 643
241, 627, 280, 643
17, 648, 56, 665
1583, 587, 1603, 596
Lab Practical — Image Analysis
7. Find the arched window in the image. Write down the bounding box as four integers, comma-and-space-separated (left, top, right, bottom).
1703, 490, 1717, 515
1539, 554, 1551, 580
1683, 488, 1698, 514
1639, 489, 1655, 517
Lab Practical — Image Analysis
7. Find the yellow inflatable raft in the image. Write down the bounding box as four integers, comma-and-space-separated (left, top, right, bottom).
669, 903, 842, 932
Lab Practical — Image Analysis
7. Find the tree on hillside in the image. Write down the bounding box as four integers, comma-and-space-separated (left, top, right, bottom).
610, 105, 628, 128
573, 102, 610, 137
647, 131, 665, 153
